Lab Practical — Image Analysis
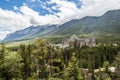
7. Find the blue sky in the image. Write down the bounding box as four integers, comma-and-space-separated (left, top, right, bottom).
0, 0, 120, 39
0, 0, 81, 15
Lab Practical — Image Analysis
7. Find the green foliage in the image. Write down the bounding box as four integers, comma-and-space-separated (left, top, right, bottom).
54, 10, 120, 43
48, 78, 63, 80
103, 61, 110, 68
0, 43, 22, 80
114, 53, 120, 80
103, 61, 110, 73
65, 53, 85, 80
105, 76, 111, 80
97, 68, 104, 80
0, 39, 120, 80
18, 44, 33, 80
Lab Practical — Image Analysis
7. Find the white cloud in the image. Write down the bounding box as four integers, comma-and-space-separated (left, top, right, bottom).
49, 0, 81, 24
13, 6, 19, 10
0, 31, 10, 40
23, 3, 27, 6
0, 7, 31, 39
0, 0, 120, 39
51, 6, 58, 10
20, 6, 59, 26
80, 0, 120, 17
29, 0, 36, 2
41, 4, 53, 13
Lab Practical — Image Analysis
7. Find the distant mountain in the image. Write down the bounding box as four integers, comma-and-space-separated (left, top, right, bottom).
55, 16, 99, 35
4, 10, 120, 41
4, 25, 58, 41
55, 10, 120, 35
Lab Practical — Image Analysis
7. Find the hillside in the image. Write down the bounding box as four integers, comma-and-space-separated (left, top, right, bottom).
4, 10, 120, 42
55, 10, 120, 35
4, 25, 58, 41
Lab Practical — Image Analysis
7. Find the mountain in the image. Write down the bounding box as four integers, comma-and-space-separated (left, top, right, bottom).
4, 25, 58, 41
55, 17, 99, 35
4, 10, 120, 41
55, 10, 120, 35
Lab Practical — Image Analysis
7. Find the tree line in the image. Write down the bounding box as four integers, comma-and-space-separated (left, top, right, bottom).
0, 39, 120, 80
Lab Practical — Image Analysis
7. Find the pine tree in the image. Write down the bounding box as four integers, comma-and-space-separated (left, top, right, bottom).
115, 53, 120, 80
103, 61, 110, 74
26, 44, 33, 78
97, 68, 103, 80
88, 54, 95, 80
19, 44, 33, 80
66, 52, 84, 80
0, 43, 6, 79
33, 39, 48, 79
0, 43, 12, 80
0, 43, 5, 64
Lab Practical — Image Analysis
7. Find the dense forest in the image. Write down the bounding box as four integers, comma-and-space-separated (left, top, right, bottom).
0, 39, 120, 80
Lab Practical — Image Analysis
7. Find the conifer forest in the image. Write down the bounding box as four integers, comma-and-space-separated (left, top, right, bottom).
0, 39, 120, 80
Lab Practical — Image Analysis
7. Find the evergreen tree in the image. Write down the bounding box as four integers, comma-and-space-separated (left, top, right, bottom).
66, 52, 84, 80
103, 61, 110, 74
33, 39, 48, 79
3, 51, 22, 80
97, 68, 103, 80
19, 44, 33, 80
115, 53, 120, 80
0, 43, 5, 79
0, 43, 12, 80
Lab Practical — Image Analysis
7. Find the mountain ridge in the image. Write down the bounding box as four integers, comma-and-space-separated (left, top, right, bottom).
4, 10, 120, 41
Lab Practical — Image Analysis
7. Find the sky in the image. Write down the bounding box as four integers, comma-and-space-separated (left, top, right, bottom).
0, 0, 120, 39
